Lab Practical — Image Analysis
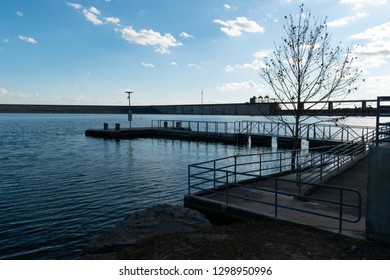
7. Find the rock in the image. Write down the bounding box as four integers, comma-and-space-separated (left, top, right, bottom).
81, 204, 211, 259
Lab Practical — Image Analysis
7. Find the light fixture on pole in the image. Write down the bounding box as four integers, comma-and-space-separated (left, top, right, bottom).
125, 91, 133, 107
125, 91, 134, 129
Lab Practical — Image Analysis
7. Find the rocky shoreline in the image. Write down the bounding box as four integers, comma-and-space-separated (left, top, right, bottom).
81, 204, 211, 259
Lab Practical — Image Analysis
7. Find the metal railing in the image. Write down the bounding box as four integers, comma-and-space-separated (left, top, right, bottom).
152, 120, 236, 134
236, 120, 374, 142
375, 96, 390, 146
151, 119, 374, 144
296, 130, 375, 187
188, 162, 361, 233
187, 128, 381, 232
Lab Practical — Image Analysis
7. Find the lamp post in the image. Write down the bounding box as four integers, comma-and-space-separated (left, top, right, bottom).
125, 91, 133, 129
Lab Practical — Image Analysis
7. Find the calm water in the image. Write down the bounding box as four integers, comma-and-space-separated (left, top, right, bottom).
1, 113, 286, 259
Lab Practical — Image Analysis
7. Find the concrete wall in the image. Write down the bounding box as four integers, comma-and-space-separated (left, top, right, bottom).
0, 103, 277, 115
153, 103, 276, 115
366, 146, 390, 243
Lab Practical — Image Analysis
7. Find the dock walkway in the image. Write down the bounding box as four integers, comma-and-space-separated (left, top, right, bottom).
86, 119, 374, 149
185, 156, 368, 239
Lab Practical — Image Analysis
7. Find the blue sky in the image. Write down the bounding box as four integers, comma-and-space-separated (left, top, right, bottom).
0, 0, 389, 105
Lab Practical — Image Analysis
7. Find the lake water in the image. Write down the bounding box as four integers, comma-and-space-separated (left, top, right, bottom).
0, 113, 377, 259
0, 114, 272, 259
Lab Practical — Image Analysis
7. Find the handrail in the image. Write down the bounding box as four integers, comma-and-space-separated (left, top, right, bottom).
151, 119, 374, 143
151, 119, 236, 134
375, 96, 390, 146
187, 128, 380, 232
236, 120, 374, 142
188, 167, 361, 233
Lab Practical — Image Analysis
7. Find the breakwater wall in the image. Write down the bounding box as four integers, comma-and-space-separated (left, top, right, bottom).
0, 102, 377, 116
0, 103, 275, 115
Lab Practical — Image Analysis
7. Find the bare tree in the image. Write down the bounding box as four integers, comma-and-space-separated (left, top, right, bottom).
260, 4, 363, 169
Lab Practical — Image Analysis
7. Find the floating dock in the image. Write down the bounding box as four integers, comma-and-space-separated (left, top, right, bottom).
85, 119, 374, 149
85, 125, 249, 145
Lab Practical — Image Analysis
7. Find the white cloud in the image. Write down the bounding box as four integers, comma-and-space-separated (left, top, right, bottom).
83, 8, 103, 25
225, 60, 265, 72
188, 63, 202, 69
180, 32, 194, 38
66, 2, 82, 10
51, 94, 90, 103
104, 17, 120, 24
351, 22, 390, 68
121, 26, 182, 54
328, 12, 368, 27
351, 22, 390, 40
0, 88, 28, 99
16, 11, 23, 17
3, 38, 9, 43
19, 35, 37, 44
339, 0, 387, 9
223, 4, 231, 9
225, 65, 235, 72
142, 62, 155, 69
67, 3, 103, 25
89, 7, 101, 15
254, 50, 270, 59
214, 17, 264, 37
225, 51, 269, 72
169, 61, 178, 66
217, 80, 258, 92
361, 75, 390, 97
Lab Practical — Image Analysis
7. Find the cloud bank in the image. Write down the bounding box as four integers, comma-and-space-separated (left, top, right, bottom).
214, 17, 264, 37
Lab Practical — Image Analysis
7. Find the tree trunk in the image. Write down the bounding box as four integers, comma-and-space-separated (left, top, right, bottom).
290, 116, 301, 170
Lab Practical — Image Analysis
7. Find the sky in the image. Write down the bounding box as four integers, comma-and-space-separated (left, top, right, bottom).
0, 0, 389, 106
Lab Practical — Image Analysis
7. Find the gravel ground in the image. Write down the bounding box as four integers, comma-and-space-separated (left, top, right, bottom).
118, 220, 390, 260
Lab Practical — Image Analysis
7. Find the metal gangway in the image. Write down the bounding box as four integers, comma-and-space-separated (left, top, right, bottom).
236, 120, 374, 143
187, 127, 383, 233
152, 119, 374, 144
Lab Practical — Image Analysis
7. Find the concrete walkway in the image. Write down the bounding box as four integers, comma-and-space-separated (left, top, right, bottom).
185, 156, 369, 239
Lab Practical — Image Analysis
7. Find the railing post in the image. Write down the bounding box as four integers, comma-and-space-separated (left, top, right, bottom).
279, 152, 283, 173
259, 154, 262, 176
213, 160, 216, 189
297, 164, 301, 194
274, 179, 278, 218
320, 154, 323, 180
226, 180, 229, 205
376, 97, 380, 146
234, 156, 237, 183
226, 170, 229, 184
337, 154, 340, 172
339, 189, 344, 233
188, 165, 191, 195
306, 124, 310, 140
226, 171, 229, 205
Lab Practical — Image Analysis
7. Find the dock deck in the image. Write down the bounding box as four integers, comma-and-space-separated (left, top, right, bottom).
185, 156, 368, 239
